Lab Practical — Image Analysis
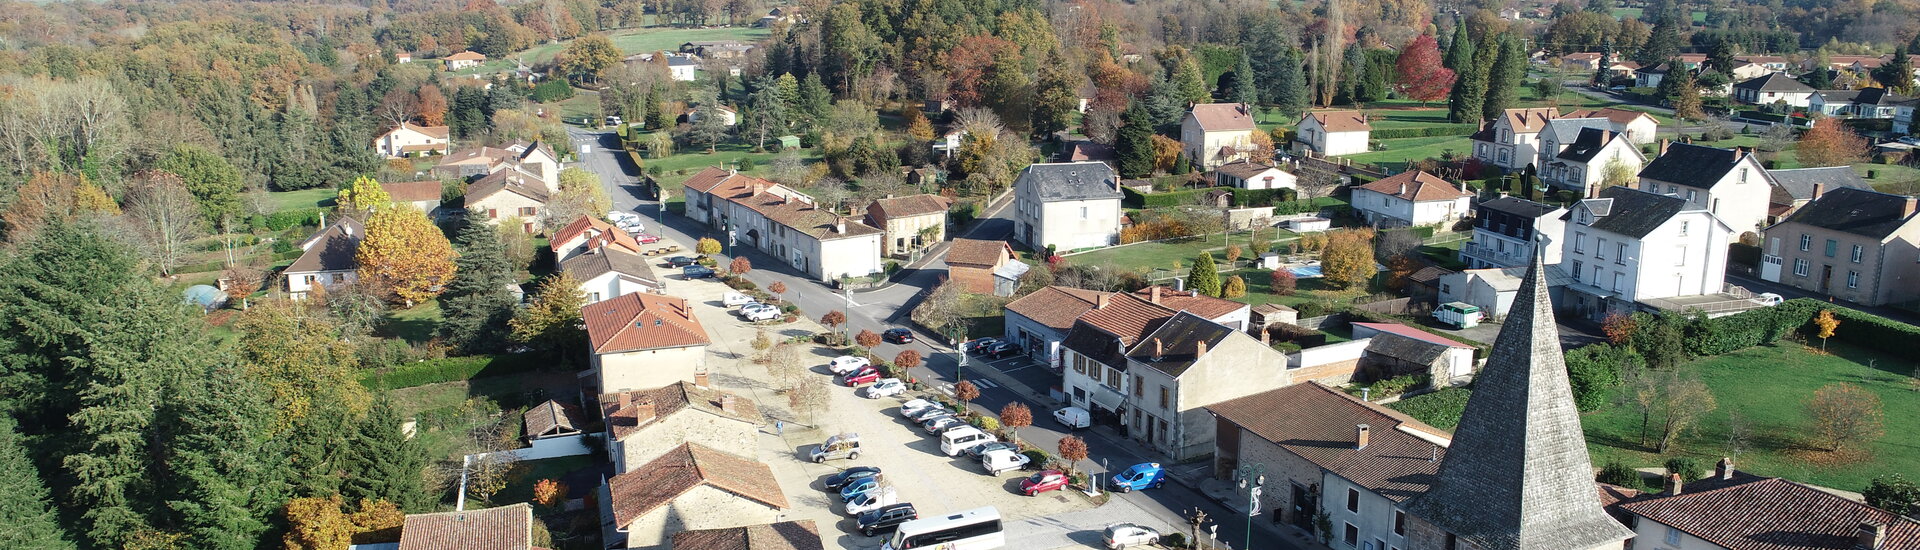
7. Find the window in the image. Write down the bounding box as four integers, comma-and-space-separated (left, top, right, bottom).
1848, 270, 1860, 289
488, 208, 499, 219
1610, 271, 1624, 293
1393, 511, 1406, 535
1801, 234, 1813, 251
1851, 245, 1864, 263
1158, 386, 1168, 409
1344, 523, 1359, 546
519, 206, 537, 216
1072, 355, 1087, 374
1596, 238, 1607, 259
1825, 239, 1838, 258
1080, 206, 1088, 219
1346, 488, 1360, 512
1679, 221, 1689, 236
1739, 168, 1749, 183
587, 292, 601, 302
1592, 266, 1602, 284
1665, 526, 1682, 545
1794, 258, 1810, 277
1133, 374, 1144, 397
1616, 243, 1628, 265
1685, 189, 1696, 202
1497, 150, 1511, 164
1574, 232, 1586, 253
1445, 533, 1458, 550
1572, 260, 1584, 282
330, 273, 346, 283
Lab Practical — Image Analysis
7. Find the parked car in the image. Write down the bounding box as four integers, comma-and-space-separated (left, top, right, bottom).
842, 366, 882, 386
604, 115, 623, 126
1754, 292, 1784, 306
982, 341, 1022, 359
881, 328, 914, 344
1020, 470, 1070, 496
823, 466, 881, 490
843, 486, 897, 515
840, 478, 881, 501
864, 378, 906, 398
632, 233, 662, 244
828, 356, 872, 375
722, 292, 756, 307
920, 415, 965, 434
681, 265, 715, 279
963, 337, 1001, 354
980, 448, 1031, 475
1053, 406, 1091, 430
1108, 462, 1166, 493
964, 441, 1018, 459
810, 432, 861, 463
856, 503, 918, 537
899, 398, 943, 418
665, 256, 696, 268
1103, 523, 1162, 549
613, 217, 643, 230
742, 305, 781, 322
938, 426, 997, 456
907, 405, 954, 422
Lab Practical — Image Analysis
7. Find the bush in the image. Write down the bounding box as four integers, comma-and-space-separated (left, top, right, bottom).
357, 354, 546, 390
1368, 124, 1480, 139
1563, 343, 1638, 412
1122, 186, 1216, 208
1163, 533, 1190, 549
265, 208, 324, 231
1366, 374, 1429, 398
1597, 459, 1646, 490
1022, 449, 1052, 470
972, 416, 1000, 431
1386, 386, 1472, 430
1664, 457, 1703, 480
529, 80, 574, 102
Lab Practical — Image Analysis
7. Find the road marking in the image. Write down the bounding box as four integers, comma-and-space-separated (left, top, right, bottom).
999, 364, 1034, 373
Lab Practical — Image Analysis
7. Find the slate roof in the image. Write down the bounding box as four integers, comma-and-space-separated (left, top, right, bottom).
1477, 196, 1560, 218
1366, 332, 1456, 365
1207, 382, 1450, 503
1303, 110, 1372, 132
1356, 170, 1471, 202
466, 167, 549, 203
1816, 90, 1862, 104
671, 521, 825, 550
868, 194, 951, 222
944, 238, 1012, 268
606, 443, 787, 529
1133, 285, 1247, 320
1400, 253, 1634, 550
1016, 162, 1123, 203
523, 399, 583, 438
1638, 142, 1758, 187
1766, 166, 1872, 204
1855, 87, 1914, 106
680, 167, 883, 240
560, 247, 660, 287
1621, 476, 1920, 550
599, 381, 762, 441
1215, 160, 1285, 179
1004, 286, 1108, 331
399, 504, 530, 550
1060, 293, 1176, 367
1776, 187, 1919, 240
1125, 311, 1239, 377
1541, 117, 1610, 144
385, 180, 443, 203
287, 216, 364, 274
1187, 103, 1256, 131
581, 292, 709, 354
1556, 128, 1619, 164
1576, 186, 1689, 238
1733, 72, 1815, 93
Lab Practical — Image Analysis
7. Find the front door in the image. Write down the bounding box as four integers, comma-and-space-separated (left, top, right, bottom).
1291, 483, 1314, 529
1821, 264, 1834, 293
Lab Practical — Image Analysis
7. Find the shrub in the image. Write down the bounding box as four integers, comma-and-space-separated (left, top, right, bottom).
265, 208, 324, 231
1563, 343, 1637, 412
1022, 449, 1052, 470
1597, 459, 1646, 490
972, 416, 1000, 431
1366, 374, 1429, 398
1664, 457, 1703, 480
1386, 386, 1472, 430
1368, 124, 1480, 139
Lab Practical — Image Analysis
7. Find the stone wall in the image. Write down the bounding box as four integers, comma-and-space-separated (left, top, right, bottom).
617, 485, 783, 549
613, 415, 758, 474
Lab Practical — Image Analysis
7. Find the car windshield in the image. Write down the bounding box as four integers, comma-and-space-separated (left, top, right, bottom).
1027, 473, 1045, 483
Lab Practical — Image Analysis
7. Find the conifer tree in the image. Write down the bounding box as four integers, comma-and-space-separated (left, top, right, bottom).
0, 417, 72, 549
159, 363, 284, 550
798, 73, 833, 123
1232, 51, 1259, 107
1175, 54, 1210, 104
1446, 24, 1486, 123
1659, 60, 1705, 120
1483, 34, 1527, 121
339, 398, 429, 512
1877, 45, 1917, 96
438, 217, 519, 353
1031, 49, 1080, 138
1186, 252, 1223, 298
1275, 51, 1310, 119
1116, 101, 1157, 179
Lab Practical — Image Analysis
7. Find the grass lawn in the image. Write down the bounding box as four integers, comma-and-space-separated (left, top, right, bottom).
390, 370, 575, 462
1234, 267, 1375, 309
519, 27, 772, 65
489, 455, 600, 508
1064, 227, 1299, 275
1417, 238, 1468, 270
1581, 340, 1920, 492
641, 141, 824, 198
264, 188, 336, 212
1345, 136, 1475, 171
380, 301, 444, 343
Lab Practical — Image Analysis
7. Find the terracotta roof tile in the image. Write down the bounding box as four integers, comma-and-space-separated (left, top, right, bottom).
945, 239, 1013, 268
1304, 110, 1372, 132
598, 381, 761, 441
1188, 103, 1256, 131
1500, 107, 1560, 133
549, 215, 645, 255
1355, 171, 1471, 202
1351, 322, 1471, 348
1622, 477, 1920, 550
1005, 286, 1108, 331
386, 180, 444, 203
684, 167, 883, 240
671, 521, 824, 550
399, 503, 531, 550
607, 443, 788, 528
1207, 383, 1451, 502
446, 51, 486, 61
868, 194, 951, 222
1215, 160, 1285, 179
1562, 107, 1657, 126
581, 292, 709, 354
466, 167, 549, 203
523, 399, 583, 438
1132, 285, 1247, 320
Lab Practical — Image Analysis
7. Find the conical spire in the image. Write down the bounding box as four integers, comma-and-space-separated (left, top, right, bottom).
1401, 249, 1633, 550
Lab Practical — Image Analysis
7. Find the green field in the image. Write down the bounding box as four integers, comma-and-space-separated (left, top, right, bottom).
263, 188, 336, 212
1344, 136, 1475, 171
520, 26, 771, 65
1063, 226, 1300, 275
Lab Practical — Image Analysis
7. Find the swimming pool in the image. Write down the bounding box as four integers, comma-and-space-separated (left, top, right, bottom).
1288, 265, 1324, 278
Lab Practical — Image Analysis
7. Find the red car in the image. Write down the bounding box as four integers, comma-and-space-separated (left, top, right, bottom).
1020, 470, 1069, 496
842, 366, 882, 386
633, 233, 662, 244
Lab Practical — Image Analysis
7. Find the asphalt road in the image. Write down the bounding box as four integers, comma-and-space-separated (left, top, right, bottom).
567, 127, 1308, 549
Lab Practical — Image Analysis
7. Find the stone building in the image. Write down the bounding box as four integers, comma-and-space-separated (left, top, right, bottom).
583, 292, 711, 394
600, 443, 788, 549
1759, 188, 1920, 305
597, 377, 761, 473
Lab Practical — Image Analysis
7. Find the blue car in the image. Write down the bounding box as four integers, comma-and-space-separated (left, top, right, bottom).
1109, 462, 1166, 493
683, 265, 716, 279
840, 478, 881, 501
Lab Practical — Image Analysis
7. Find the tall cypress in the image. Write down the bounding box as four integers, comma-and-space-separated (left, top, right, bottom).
1274, 51, 1309, 119
339, 398, 430, 512
438, 217, 518, 354
160, 363, 284, 550
0, 417, 71, 549
1483, 34, 1527, 121
1116, 101, 1156, 179
1445, 24, 1485, 123
1186, 251, 1223, 298
1231, 51, 1259, 106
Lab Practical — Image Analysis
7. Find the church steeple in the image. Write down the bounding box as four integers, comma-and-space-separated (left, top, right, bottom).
1401, 249, 1633, 550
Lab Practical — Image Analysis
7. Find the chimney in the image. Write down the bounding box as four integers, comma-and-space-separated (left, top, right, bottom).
319, 212, 327, 228
752, 182, 764, 195
1151, 286, 1163, 304
1097, 293, 1111, 309
720, 393, 737, 413
1664, 473, 1684, 495
1812, 182, 1827, 199
1659, 138, 1671, 156
1715, 457, 1736, 480
1355, 424, 1371, 449
1151, 338, 1164, 361
618, 392, 631, 410
1260, 328, 1271, 346
630, 399, 656, 424
1399, 183, 1408, 196
1857, 522, 1887, 550
1195, 341, 1207, 357
694, 370, 711, 388
1904, 196, 1918, 219
836, 220, 846, 234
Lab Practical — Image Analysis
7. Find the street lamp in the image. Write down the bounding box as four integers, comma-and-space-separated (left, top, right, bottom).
946, 324, 968, 386
1236, 463, 1267, 550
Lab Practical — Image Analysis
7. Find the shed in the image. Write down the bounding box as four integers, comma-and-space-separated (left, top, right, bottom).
775, 135, 801, 151
1250, 303, 1298, 331
524, 399, 584, 440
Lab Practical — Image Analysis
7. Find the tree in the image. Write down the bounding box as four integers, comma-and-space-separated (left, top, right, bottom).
509, 273, 587, 360
533, 479, 567, 508
283, 497, 354, 550
1875, 45, 1917, 96
1320, 230, 1377, 289
1653, 372, 1716, 453
1224, 245, 1243, 265
349, 499, 405, 542
1186, 252, 1223, 297
766, 343, 804, 389
1000, 402, 1032, 445
123, 170, 205, 276
1664, 457, 1704, 480
696, 237, 723, 256
768, 281, 788, 303
1600, 158, 1636, 193
855, 329, 882, 354
1658, 62, 1705, 120
1864, 474, 1920, 517
1032, 51, 1080, 138
1057, 435, 1089, 475
1565, 343, 1638, 412
438, 218, 518, 353
222, 265, 263, 309
415, 85, 449, 127
547, 168, 612, 229
1798, 119, 1869, 169
788, 376, 829, 420
339, 399, 429, 512
1396, 35, 1456, 104
1274, 51, 1310, 119
729, 256, 752, 275
1483, 35, 1527, 121
1602, 313, 1639, 344
895, 349, 922, 370
561, 34, 622, 84
1812, 309, 1842, 352
1445, 23, 1484, 123
1805, 383, 1884, 453
1629, 312, 1688, 369
356, 204, 456, 306
1533, 77, 1566, 107
954, 380, 980, 407
1223, 275, 1247, 298
1270, 269, 1297, 295
820, 310, 847, 331
1116, 101, 1156, 179
1596, 459, 1645, 490
1230, 51, 1259, 106
0, 417, 72, 549
158, 145, 245, 224
1637, 17, 1683, 65
337, 175, 393, 213
234, 299, 368, 431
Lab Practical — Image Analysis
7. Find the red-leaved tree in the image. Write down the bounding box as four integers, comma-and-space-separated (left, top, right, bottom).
1395, 35, 1456, 103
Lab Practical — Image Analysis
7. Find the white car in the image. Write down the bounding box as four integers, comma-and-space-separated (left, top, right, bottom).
722, 292, 757, 307
828, 356, 872, 375
864, 378, 906, 398
843, 486, 897, 516
1754, 292, 1784, 306
1102, 523, 1161, 549
1053, 406, 1091, 429
900, 398, 941, 417
742, 305, 781, 322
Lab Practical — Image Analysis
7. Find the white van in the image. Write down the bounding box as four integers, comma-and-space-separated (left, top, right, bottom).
1053, 406, 1090, 430
980, 449, 1030, 475
939, 426, 996, 456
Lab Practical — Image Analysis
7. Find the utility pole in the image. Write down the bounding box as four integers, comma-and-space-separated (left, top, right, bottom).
842, 284, 853, 343
947, 324, 968, 387
1237, 463, 1266, 550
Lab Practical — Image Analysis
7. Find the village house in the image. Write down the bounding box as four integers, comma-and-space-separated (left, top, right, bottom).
1535, 116, 1613, 171
1765, 166, 1874, 224
383, 180, 444, 213
1471, 107, 1560, 171
600, 443, 788, 549
1206, 382, 1453, 548
398, 503, 533, 550
671, 521, 824, 550
1732, 73, 1816, 107
624, 52, 701, 81
433, 141, 561, 190
1618, 460, 1920, 550
283, 216, 362, 299
944, 238, 1025, 296
551, 215, 648, 263
1637, 142, 1774, 238
1350, 322, 1475, 386
1013, 161, 1124, 253
1349, 170, 1473, 228
394, 51, 413, 64
443, 50, 486, 70
679, 167, 884, 282
1635, 62, 1673, 88
1462, 196, 1565, 269
1295, 110, 1372, 157
1110, 311, 1293, 460
1760, 188, 1920, 306
1560, 107, 1660, 146
680, 40, 755, 59
564, 247, 664, 303
1001, 285, 1108, 368
374, 122, 451, 158
1559, 52, 1614, 71
464, 167, 551, 232
1181, 103, 1258, 168
582, 292, 711, 394
1604, 61, 1641, 81
1558, 186, 1733, 321
1058, 140, 1117, 165
597, 377, 761, 473
1438, 265, 1575, 317
1544, 128, 1647, 196
864, 194, 950, 257
1213, 160, 1297, 190
1131, 285, 1250, 331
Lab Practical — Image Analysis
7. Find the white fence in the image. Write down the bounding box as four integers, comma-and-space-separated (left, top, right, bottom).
454, 432, 598, 510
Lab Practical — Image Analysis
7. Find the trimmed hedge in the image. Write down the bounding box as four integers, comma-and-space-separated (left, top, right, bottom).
1122, 186, 1216, 208
1386, 386, 1472, 431
1369, 124, 1479, 139
356, 354, 549, 390
1676, 297, 1917, 358
264, 208, 324, 231
1231, 187, 1296, 208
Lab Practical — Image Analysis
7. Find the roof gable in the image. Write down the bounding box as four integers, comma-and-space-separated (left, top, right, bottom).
1005, 285, 1107, 331
561, 247, 659, 286
287, 217, 364, 274
869, 194, 951, 222
1356, 171, 1471, 202
581, 292, 710, 354
599, 381, 761, 440
1734, 72, 1815, 93
1207, 383, 1449, 502
945, 238, 1013, 268
1498, 108, 1560, 133
1555, 127, 1623, 164
1639, 143, 1767, 189
399, 504, 531, 550
607, 443, 788, 528
1575, 186, 1689, 238
1303, 110, 1372, 132
1125, 312, 1240, 376
1132, 285, 1248, 320
1767, 167, 1873, 203
1188, 103, 1256, 131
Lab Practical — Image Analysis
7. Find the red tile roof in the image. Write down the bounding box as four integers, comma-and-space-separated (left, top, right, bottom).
1132, 285, 1247, 320
466, 167, 549, 203
671, 521, 824, 550
1621, 477, 1920, 550
549, 215, 645, 255
1005, 286, 1108, 330
1355, 171, 1471, 202
868, 194, 951, 222
607, 443, 788, 528
581, 292, 710, 354
523, 399, 583, 438
446, 50, 487, 61
1076, 293, 1178, 345
598, 381, 761, 441
1305, 110, 1372, 132
385, 180, 443, 203
1188, 103, 1256, 131
944, 239, 1013, 268
1207, 383, 1451, 502
682, 167, 883, 240
1499, 107, 1560, 133
399, 503, 531, 550
1352, 322, 1471, 348
1562, 107, 1657, 126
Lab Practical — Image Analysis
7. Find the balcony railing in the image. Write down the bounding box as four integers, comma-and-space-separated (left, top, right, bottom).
1460, 242, 1531, 266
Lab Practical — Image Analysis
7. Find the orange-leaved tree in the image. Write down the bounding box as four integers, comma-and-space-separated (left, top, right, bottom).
1797, 118, 1869, 168
1813, 309, 1840, 352
1000, 402, 1032, 445
356, 203, 456, 306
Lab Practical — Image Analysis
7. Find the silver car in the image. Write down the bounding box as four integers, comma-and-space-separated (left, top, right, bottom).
1103, 523, 1161, 549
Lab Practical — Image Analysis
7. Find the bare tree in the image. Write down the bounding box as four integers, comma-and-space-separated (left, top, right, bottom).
1724, 410, 1753, 459
379, 87, 420, 129
787, 376, 829, 421
766, 343, 804, 390
1295, 169, 1340, 203
123, 170, 205, 275
1654, 372, 1717, 454
911, 279, 966, 336
1806, 383, 1885, 453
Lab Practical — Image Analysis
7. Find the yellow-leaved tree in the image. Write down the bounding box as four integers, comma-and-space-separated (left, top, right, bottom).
356, 203, 456, 306
1319, 229, 1378, 289
337, 175, 392, 213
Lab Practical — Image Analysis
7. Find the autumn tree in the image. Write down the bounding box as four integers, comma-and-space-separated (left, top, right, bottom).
1797, 118, 1869, 168
894, 349, 922, 369
222, 265, 263, 309
954, 380, 980, 408
696, 237, 723, 256
355, 204, 456, 306
1223, 275, 1247, 299
1602, 313, 1638, 344
1813, 309, 1840, 352
1269, 269, 1297, 295
1653, 372, 1716, 453
123, 170, 205, 275
1395, 35, 1456, 104
348, 499, 405, 543
768, 280, 788, 303
532, 479, 567, 507
1057, 435, 1089, 474
336, 175, 392, 213
766, 343, 804, 389
789, 376, 830, 420
509, 273, 587, 360
1000, 402, 1032, 445
729, 256, 751, 275
282, 497, 354, 550
1805, 383, 1884, 454
1320, 230, 1377, 289
234, 299, 369, 430
415, 86, 449, 126
547, 168, 612, 229
855, 330, 882, 356
561, 34, 622, 84
820, 310, 847, 331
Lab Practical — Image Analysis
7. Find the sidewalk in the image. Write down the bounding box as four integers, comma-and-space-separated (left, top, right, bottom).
1168, 466, 1334, 550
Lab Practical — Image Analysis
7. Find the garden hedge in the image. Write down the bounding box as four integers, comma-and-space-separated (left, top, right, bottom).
1676, 297, 1916, 358
1368, 124, 1480, 139
357, 354, 549, 390
1122, 187, 1216, 208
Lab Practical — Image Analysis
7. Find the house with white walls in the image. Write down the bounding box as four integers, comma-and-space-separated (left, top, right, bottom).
1460, 196, 1565, 269
1636, 142, 1775, 238
1544, 128, 1647, 196
1349, 170, 1472, 228
1012, 161, 1124, 252
1558, 186, 1733, 321
1295, 111, 1372, 157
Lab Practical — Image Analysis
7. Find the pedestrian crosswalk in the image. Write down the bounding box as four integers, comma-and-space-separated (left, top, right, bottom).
936, 378, 1001, 396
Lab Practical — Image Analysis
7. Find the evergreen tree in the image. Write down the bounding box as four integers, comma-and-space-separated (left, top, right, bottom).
1231, 51, 1259, 106
1275, 51, 1310, 119
339, 398, 429, 512
1186, 252, 1223, 298
159, 363, 284, 550
0, 416, 72, 549
1805, 51, 1832, 89
798, 73, 833, 123
1445, 24, 1486, 123
643, 84, 667, 130
1243, 15, 1290, 103
1174, 54, 1210, 104
1876, 45, 1917, 96
1116, 101, 1156, 179
438, 218, 519, 354
1483, 34, 1527, 121
1706, 39, 1738, 78
1658, 60, 1706, 120
1338, 44, 1366, 104
1144, 74, 1189, 131
1638, 17, 1683, 65
1031, 50, 1080, 138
